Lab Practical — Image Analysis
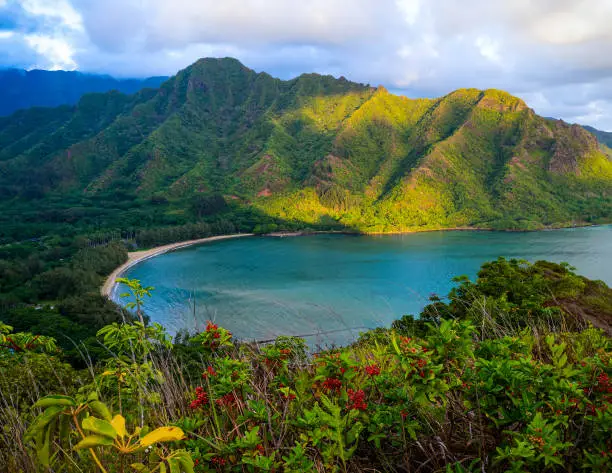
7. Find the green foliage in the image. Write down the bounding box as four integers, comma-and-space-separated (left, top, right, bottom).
0, 59, 609, 239
420, 257, 611, 335
2, 259, 611, 472
24, 394, 191, 472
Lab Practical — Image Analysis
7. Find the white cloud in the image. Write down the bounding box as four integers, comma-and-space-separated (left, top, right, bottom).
24, 34, 77, 69
475, 36, 502, 66
3, 0, 612, 129
21, 0, 83, 31
0, 31, 14, 39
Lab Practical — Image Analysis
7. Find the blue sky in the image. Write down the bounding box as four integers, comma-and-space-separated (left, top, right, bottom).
1, 0, 612, 130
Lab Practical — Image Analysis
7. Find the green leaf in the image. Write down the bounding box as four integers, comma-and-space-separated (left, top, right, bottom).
88, 400, 112, 422
33, 395, 76, 409
81, 416, 117, 439
167, 457, 181, 473
26, 405, 65, 439
176, 452, 195, 473
130, 463, 150, 472
58, 414, 71, 443
73, 435, 114, 450
36, 423, 52, 467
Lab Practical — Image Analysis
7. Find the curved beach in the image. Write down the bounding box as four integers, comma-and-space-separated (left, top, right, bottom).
101, 233, 254, 298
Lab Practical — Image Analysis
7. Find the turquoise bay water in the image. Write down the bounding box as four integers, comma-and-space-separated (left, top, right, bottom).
115, 226, 612, 346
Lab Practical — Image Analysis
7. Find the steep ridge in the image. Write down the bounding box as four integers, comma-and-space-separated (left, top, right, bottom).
0, 58, 610, 232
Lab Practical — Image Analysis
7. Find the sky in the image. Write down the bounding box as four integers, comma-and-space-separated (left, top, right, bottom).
1, 0, 612, 130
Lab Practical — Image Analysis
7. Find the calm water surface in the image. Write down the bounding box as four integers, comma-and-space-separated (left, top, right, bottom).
114, 226, 612, 346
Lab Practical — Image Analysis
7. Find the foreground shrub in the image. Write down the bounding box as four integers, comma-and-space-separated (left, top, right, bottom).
1, 260, 610, 472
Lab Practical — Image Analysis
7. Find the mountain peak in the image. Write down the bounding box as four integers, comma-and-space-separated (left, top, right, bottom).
0, 60, 610, 232
478, 89, 528, 112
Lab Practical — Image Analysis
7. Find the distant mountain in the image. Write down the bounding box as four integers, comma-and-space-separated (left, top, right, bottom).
0, 57, 610, 232
582, 125, 612, 148
0, 69, 167, 116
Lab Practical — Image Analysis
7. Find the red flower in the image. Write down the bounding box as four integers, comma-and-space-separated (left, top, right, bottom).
322, 377, 342, 393
190, 386, 208, 409
255, 444, 265, 455
211, 456, 227, 466
365, 364, 380, 377
206, 321, 218, 332
347, 389, 367, 411
215, 392, 238, 408
202, 366, 217, 378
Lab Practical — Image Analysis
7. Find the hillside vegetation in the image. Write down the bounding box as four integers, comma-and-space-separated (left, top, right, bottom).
1, 258, 611, 472
0, 58, 610, 235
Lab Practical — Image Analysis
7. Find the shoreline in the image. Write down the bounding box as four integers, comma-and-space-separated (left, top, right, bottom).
101, 233, 254, 298
101, 223, 608, 298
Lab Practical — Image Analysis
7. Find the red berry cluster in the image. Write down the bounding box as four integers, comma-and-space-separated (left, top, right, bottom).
347, 389, 368, 411
206, 321, 221, 339
190, 387, 208, 409
365, 364, 380, 377
215, 392, 237, 408
211, 456, 227, 466
202, 366, 217, 378
322, 377, 342, 393
596, 372, 611, 394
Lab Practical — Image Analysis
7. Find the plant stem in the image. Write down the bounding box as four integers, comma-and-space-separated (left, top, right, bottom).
73, 414, 109, 473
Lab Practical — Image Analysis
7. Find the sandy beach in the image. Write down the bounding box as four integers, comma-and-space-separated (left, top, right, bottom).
101, 233, 254, 298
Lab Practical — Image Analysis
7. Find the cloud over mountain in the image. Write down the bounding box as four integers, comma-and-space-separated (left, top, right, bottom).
1, 0, 612, 129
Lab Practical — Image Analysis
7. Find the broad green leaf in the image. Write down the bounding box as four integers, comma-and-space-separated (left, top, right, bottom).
111, 414, 127, 439
131, 463, 150, 472
36, 423, 52, 467
167, 458, 180, 473
177, 453, 195, 473
89, 400, 112, 422
139, 426, 185, 447
58, 414, 71, 443
34, 395, 76, 409
82, 416, 117, 439
169, 451, 195, 473
27, 405, 65, 439
73, 435, 114, 450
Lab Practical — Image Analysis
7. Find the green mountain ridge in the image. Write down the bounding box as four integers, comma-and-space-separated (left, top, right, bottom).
1, 57, 611, 232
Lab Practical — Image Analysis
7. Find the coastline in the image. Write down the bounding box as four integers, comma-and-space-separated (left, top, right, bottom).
101, 223, 609, 298
101, 233, 254, 298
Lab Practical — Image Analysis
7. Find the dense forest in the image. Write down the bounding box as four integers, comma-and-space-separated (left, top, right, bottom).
1, 258, 611, 472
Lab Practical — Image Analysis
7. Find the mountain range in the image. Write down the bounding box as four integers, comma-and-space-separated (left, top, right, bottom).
0, 57, 610, 232
0, 69, 167, 117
